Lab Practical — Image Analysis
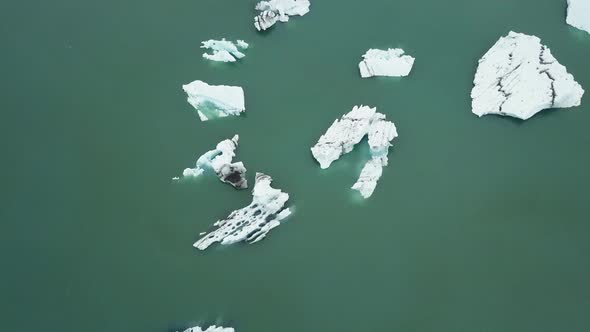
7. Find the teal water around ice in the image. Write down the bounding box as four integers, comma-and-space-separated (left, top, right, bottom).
1, 0, 590, 331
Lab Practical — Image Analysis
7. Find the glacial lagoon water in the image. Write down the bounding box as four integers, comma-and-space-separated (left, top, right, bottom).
1, 0, 590, 331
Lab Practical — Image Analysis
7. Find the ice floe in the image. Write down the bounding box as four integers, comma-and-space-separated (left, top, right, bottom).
182, 80, 245, 121
201, 39, 249, 62
311, 106, 398, 198
176, 135, 247, 189
254, 0, 311, 31
359, 48, 415, 78
181, 326, 234, 332
194, 173, 292, 250
471, 31, 584, 120
567, 0, 590, 34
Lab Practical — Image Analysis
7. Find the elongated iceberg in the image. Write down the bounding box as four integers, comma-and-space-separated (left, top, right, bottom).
311, 106, 398, 198
201, 39, 249, 62
254, 0, 310, 31
176, 135, 247, 189
567, 0, 590, 34
359, 48, 415, 78
471, 31, 584, 120
182, 80, 245, 121
194, 173, 292, 250
182, 326, 234, 332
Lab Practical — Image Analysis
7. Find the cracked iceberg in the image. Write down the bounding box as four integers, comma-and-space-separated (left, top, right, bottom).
182, 80, 245, 121
181, 326, 234, 332
359, 48, 415, 78
201, 39, 249, 62
254, 0, 310, 31
471, 31, 584, 120
567, 0, 590, 34
311, 106, 398, 198
176, 135, 247, 189
194, 173, 292, 250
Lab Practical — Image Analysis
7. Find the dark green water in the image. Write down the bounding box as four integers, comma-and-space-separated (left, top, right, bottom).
2, 0, 590, 331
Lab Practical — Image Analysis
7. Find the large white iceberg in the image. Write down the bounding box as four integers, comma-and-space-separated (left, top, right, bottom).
254, 0, 311, 31
201, 39, 249, 62
567, 0, 590, 34
182, 80, 245, 121
359, 48, 415, 78
311, 106, 398, 198
194, 173, 292, 250
471, 31, 584, 120
176, 135, 247, 189
182, 326, 234, 332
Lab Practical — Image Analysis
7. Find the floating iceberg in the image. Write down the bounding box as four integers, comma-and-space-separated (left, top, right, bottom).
181, 326, 234, 332
201, 39, 249, 63
254, 0, 311, 31
311, 105, 377, 169
352, 114, 398, 198
359, 48, 415, 78
194, 173, 292, 250
176, 135, 247, 189
311, 106, 398, 198
351, 158, 383, 199
471, 31, 584, 120
567, 0, 590, 34
182, 80, 245, 121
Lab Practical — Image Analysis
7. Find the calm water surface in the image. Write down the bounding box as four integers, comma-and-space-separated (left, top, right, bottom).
1, 0, 590, 331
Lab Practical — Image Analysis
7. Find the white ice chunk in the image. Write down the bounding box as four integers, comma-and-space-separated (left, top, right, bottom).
254, 0, 310, 31
201, 39, 249, 63
312, 106, 398, 198
351, 158, 383, 199
310, 105, 377, 169
567, 0, 590, 34
182, 326, 234, 332
194, 173, 292, 250
471, 31, 584, 120
182, 80, 245, 121
359, 48, 415, 78
177, 135, 247, 189
367, 114, 398, 166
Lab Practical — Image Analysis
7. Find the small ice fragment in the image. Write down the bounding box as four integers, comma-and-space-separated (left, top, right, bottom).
201, 39, 249, 63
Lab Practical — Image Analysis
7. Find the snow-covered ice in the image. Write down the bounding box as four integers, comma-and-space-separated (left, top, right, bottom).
254, 0, 310, 31
201, 39, 249, 63
176, 135, 247, 189
194, 173, 292, 250
359, 48, 415, 78
311, 105, 377, 169
567, 0, 590, 34
311, 106, 398, 198
182, 80, 245, 121
471, 31, 584, 120
181, 326, 234, 332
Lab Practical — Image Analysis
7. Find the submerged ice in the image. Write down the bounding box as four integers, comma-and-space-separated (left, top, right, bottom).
567, 0, 590, 34
201, 39, 249, 62
182, 80, 245, 121
176, 135, 247, 189
471, 31, 584, 120
311, 106, 398, 198
359, 48, 415, 78
254, 0, 311, 31
182, 326, 234, 332
194, 173, 292, 250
